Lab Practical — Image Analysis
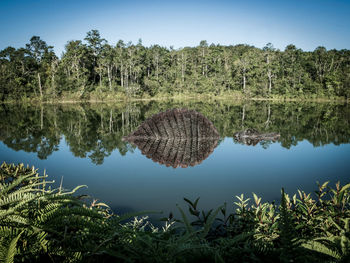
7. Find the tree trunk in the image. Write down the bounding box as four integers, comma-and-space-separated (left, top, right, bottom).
121, 64, 124, 87
107, 66, 112, 91
202, 48, 205, 76
181, 53, 185, 83
241, 104, 245, 128
38, 73, 43, 98
40, 106, 43, 130
122, 112, 124, 135
243, 70, 246, 93
156, 56, 159, 81
265, 104, 271, 128
99, 69, 102, 87
129, 64, 132, 84
268, 71, 272, 93
125, 69, 129, 96
51, 72, 55, 97
109, 109, 113, 133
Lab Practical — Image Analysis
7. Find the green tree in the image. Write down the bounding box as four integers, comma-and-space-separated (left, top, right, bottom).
60, 40, 91, 95
26, 36, 55, 98
234, 48, 262, 95
263, 43, 278, 95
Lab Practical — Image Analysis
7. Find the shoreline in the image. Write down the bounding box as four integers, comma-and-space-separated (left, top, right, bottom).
1, 94, 348, 105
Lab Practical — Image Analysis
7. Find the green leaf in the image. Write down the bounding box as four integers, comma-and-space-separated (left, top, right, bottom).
0, 231, 23, 263
193, 197, 200, 209
339, 183, 350, 194
189, 207, 200, 217
302, 240, 340, 259
183, 197, 194, 207
199, 205, 222, 239
177, 205, 194, 234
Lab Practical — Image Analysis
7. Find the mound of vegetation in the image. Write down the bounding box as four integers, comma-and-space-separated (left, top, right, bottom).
0, 162, 349, 262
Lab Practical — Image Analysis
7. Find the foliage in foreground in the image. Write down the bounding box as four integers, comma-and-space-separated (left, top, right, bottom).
0, 162, 349, 263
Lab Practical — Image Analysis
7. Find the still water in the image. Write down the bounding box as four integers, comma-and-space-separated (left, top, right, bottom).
0, 100, 349, 218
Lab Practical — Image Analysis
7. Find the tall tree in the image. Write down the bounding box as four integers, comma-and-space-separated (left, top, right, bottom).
263, 43, 278, 94
234, 48, 261, 94
84, 30, 106, 85
26, 36, 53, 98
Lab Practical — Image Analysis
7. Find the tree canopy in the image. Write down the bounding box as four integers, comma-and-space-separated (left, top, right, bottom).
1, 30, 349, 101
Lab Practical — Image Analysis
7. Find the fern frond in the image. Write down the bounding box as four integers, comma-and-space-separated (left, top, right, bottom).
302, 240, 341, 259
200, 205, 223, 239
0, 231, 22, 263
177, 205, 194, 234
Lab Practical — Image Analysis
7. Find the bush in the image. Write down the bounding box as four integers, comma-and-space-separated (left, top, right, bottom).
1, 162, 349, 262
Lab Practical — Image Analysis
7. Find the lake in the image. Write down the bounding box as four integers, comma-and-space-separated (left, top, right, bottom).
1, 100, 349, 219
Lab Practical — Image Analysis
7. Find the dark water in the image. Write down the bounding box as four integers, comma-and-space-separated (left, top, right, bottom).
1, 100, 349, 218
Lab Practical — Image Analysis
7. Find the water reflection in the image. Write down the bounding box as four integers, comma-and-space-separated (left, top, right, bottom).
0, 100, 349, 165
124, 109, 220, 167
233, 129, 280, 146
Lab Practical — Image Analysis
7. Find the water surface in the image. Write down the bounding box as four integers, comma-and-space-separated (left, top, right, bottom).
1, 100, 349, 217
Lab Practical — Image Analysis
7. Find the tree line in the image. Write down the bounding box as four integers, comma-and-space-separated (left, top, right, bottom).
1, 30, 349, 101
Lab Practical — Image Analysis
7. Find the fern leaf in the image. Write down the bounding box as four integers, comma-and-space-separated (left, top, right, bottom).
0, 231, 22, 263
177, 205, 194, 234
302, 240, 341, 259
200, 205, 223, 239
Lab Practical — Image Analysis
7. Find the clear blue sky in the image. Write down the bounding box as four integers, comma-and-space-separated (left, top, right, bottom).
0, 0, 349, 56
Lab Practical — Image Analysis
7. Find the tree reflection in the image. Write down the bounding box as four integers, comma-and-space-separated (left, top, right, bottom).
0, 100, 349, 165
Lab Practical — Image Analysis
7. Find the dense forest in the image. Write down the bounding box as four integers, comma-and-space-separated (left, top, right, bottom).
0, 30, 350, 101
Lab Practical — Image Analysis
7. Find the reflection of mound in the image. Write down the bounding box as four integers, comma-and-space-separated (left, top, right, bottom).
127, 137, 219, 168
233, 128, 280, 146
123, 109, 220, 168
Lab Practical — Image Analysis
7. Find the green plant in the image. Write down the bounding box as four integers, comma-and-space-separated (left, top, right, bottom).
1, 162, 349, 262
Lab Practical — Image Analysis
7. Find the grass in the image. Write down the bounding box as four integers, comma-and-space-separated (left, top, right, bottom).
0, 162, 349, 262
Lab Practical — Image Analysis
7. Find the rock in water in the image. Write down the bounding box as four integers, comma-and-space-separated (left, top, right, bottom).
123, 108, 220, 168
